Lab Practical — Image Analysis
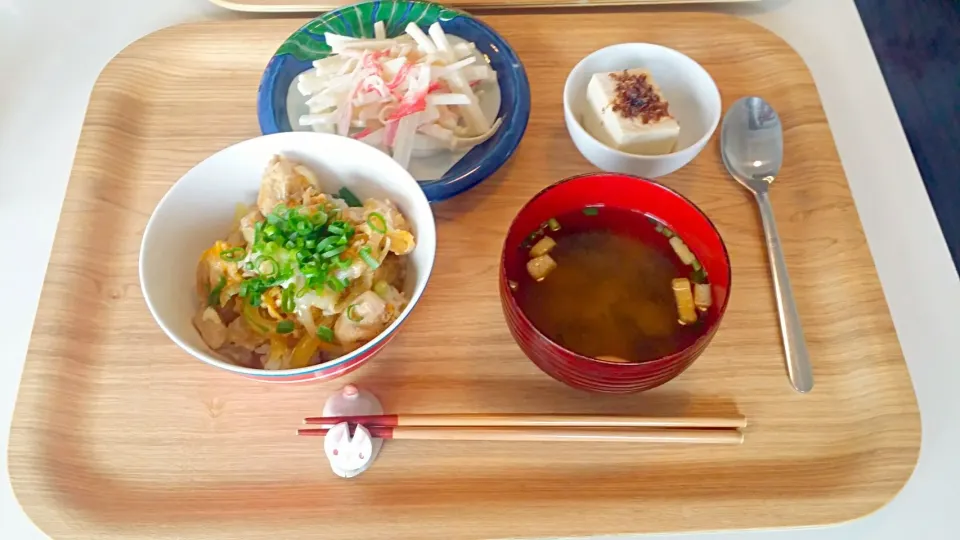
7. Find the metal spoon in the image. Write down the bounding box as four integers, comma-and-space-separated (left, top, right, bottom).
720, 96, 813, 393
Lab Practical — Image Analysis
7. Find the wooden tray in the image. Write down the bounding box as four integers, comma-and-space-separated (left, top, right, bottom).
209, 0, 760, 13
9, 12, 919, 540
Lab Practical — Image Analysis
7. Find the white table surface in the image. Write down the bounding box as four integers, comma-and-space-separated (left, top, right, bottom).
2, 0, 958, 538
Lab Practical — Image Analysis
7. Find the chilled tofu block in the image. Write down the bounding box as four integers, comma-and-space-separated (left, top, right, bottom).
582, 69, 680, 155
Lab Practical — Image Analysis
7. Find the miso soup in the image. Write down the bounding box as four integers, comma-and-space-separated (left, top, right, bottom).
509, 206, 714, 364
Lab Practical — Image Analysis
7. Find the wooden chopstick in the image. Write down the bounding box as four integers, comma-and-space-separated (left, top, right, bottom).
303, 413, 747, 430
298, 426, 744, 444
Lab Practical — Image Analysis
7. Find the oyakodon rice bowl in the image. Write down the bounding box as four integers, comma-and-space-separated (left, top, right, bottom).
140, 132, 436, 383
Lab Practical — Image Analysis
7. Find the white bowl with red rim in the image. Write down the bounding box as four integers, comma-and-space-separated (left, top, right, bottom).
139, 132, 436, 383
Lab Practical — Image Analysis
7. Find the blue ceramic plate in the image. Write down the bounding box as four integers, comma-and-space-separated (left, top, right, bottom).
257, 0, 530, 202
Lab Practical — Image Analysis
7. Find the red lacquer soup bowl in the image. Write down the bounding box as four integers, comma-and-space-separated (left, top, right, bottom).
499, 173, 731, 393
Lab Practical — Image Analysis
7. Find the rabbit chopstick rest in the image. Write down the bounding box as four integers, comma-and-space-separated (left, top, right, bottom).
321, 384, 384, 478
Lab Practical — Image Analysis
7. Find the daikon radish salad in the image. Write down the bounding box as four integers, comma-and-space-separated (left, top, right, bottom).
260, 2, 529, 201
288, 21, 503, 181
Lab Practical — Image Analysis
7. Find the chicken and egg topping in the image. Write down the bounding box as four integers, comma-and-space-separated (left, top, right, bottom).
194, 155, 415, 370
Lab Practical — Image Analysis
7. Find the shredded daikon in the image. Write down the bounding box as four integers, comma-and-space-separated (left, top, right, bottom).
297, 22, 501, 170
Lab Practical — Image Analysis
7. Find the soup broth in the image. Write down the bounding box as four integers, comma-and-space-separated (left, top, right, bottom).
510, 206, 714, 363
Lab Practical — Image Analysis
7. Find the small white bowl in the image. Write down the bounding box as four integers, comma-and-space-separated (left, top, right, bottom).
563, 43, 721, 178
139, 132, 436, 383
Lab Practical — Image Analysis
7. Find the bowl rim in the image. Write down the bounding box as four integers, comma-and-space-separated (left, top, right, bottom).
255, 0, 532, 202
138, 131, 437, 378
562, 42, 722, 162
499, 171, 733, 367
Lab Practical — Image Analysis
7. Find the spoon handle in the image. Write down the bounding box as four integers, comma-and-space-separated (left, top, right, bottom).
755, 190, 813, 393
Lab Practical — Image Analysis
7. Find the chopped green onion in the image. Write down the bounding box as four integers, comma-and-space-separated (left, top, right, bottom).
295, 221, 312, 235
358, 246, 379, 269
691, 267, 708, 284
311, 210, 328, 227
255, 256, 279, 278
219, 247, 246, 262
241, 279, 266, 305
321, 245, 348, 259
691, 259, 702, 272
367, 212, 387, 234
275, 320, 295, 334
207, 276, 227, 307
547, 218, 561, 231
326, 276, 346, 292
314, 236, 337, 252
346, 304, 362, 322
281, 287, 295, 313
582, 207, 600, 216
316, 325, 334, 342
338, 187, 363, 207
234, 197, 364, 309
276, 268, 294, 283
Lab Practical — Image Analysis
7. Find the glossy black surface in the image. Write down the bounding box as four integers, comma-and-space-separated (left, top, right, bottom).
855, 0, 960, 268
